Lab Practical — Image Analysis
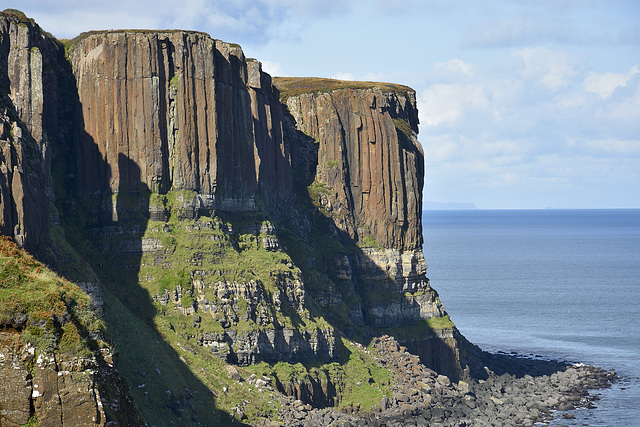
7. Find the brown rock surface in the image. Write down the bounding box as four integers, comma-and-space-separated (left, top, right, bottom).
68, 30, 291, 208
276, 78, 424, 251
0, 331, 140, 426
0, 11, 479, 423
0, 11, 59, 263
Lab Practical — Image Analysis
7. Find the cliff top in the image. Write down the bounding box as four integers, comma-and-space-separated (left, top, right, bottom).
1, 9, 33, 24
63, 28, 243, 59
69, 28, 215, 41
273, 77, 414, 100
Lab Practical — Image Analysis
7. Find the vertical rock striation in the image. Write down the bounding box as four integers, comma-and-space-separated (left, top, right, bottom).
0, 12, 61, 263
0, 10, 474, 422
279, 79, 423, 251
68, 31, 291, 211
276, 78, 465, 378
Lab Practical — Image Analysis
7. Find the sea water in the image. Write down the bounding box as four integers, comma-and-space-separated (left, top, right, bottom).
422, 209, 640, 426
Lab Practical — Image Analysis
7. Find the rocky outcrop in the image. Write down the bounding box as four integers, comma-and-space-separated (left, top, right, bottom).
0, 331, 139, 427
271, 335, 617, 426
276, 78, 423, 251
274, 78, 465, 377
68, 30, 291, 211
0, 12, 60, 263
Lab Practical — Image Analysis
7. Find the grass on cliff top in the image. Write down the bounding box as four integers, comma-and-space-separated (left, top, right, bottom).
0, 236, 103, 355
273, 77, 413, 100
1, 9, 33, 24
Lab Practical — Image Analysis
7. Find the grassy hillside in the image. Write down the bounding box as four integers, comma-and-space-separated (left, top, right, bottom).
0, 236, 102, 356
48, 187, 399, 424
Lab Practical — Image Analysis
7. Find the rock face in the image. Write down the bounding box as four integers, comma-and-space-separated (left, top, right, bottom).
0, 12, 59, 263
0, 332, 137, 427
69, 30, 291, 210
276, 78, 462, 377
279, 79, 423, 251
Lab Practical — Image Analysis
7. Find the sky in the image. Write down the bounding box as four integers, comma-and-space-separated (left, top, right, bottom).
16, 0, 640, 209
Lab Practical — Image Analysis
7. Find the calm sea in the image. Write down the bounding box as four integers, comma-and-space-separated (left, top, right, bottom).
422, 209, 640, 426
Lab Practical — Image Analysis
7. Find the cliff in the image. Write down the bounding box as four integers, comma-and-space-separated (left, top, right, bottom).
275, 77, 464, 377
68, 29, 291, 212
276, 77, 423, 251
0, 236, 139, 426
0, 11, 59, 264
0, 9, 470, 425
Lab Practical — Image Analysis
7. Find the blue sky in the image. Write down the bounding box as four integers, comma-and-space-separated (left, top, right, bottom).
18, 0, 640, 209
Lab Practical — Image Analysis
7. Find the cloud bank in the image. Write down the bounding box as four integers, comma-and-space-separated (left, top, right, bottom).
419, 51, 640, 208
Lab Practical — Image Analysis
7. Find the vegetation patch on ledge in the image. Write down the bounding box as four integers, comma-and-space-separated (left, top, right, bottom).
273, 77, 414, 100
380, 316, 455, 342
0, 236, 103, 356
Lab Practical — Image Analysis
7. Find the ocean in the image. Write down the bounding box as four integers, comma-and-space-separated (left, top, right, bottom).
422, 209, 640, 426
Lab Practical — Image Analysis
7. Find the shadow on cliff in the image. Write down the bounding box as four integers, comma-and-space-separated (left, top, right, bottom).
273, 106, 463, 385
53, 76, 243, 424
92, 155, 241, 425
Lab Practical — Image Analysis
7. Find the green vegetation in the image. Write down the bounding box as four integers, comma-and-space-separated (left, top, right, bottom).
381, 315, 455, 342
427, 314, 455, 330
45, 172, 442, 423
1, 9, 32, 24
393, 117, 413, 140
59, 186, 344, 422
307, 180, 331, 210
323, 159, 340, 169
274, 77, 413, 100
19, 414, 38, 427
358, 233, 381, 249
245, 337, 391, 412
169, 75, 179, 89
0, 236, 102, 357
21, 326, 56, 353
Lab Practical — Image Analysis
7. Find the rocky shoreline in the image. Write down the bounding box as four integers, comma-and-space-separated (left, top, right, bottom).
262, 335, 616, 426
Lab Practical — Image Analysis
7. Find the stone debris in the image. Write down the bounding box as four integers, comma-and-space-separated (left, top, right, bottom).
259, 335, 616, 426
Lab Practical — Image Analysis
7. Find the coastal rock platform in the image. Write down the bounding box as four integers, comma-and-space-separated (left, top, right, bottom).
266, 335, 616, 426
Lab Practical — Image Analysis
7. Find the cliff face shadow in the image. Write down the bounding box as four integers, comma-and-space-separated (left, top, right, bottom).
54, 81, 241, 424
272, 105, 462, 384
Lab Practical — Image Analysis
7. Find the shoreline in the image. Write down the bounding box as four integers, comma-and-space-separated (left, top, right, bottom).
264, 335, 617, 426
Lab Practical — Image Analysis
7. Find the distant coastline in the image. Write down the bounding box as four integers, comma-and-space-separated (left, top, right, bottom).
424, 201, 477, 210
424, 203, 640, 211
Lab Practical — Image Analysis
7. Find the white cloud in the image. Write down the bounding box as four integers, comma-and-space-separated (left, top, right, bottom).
420, 83, 490, 126
261, 60, 285, 77
509, 47, 582, 92
434, 59, 474, 77
466, 17, 554, 48
362, 72, 388, 82
420, 44, 640, 208
424, 135, 461, 162
584, 65, 640, 98
23, 0, 355, 42
333, 72, 356, 81
583, 139, 640, 156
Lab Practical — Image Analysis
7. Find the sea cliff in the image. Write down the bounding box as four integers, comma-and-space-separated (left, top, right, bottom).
0, 9, 615, 426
